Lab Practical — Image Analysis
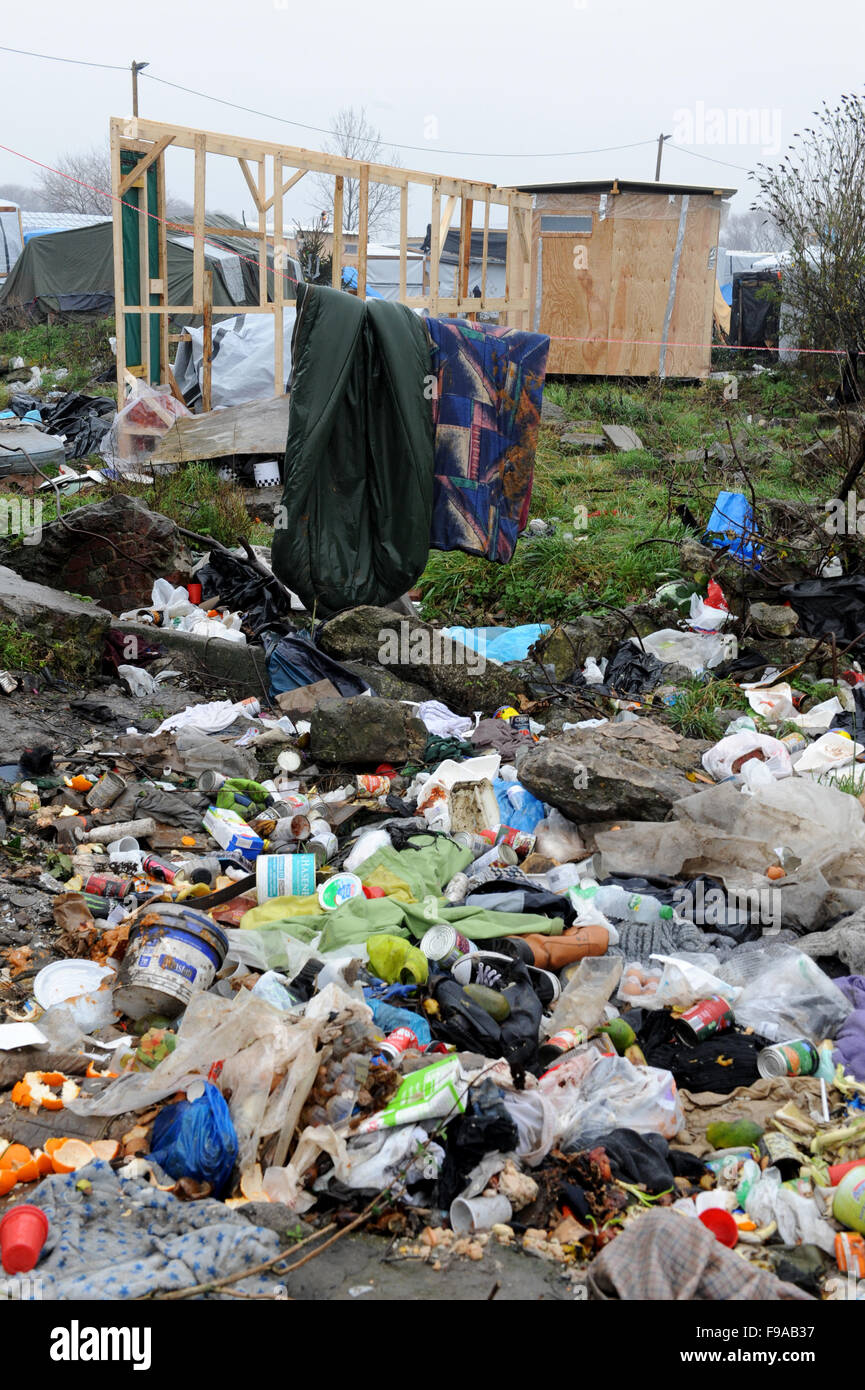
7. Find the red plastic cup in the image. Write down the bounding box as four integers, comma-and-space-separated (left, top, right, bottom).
187, 582, 203, 605
698, 1208, 738, 1248
0, 1204, 49, 1274
829, 1160, 865, 1186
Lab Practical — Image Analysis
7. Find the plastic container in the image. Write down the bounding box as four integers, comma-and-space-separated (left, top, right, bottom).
256, 852, 317, 901
570, 882, 673, 925
0, 1204, 49, 1274
833, 1165, 865, 1235
112, 904, 229, 1020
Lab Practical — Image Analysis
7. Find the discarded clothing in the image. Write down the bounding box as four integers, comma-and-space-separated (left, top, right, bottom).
592, 1128, 706, 1194
415, 700, 473, 738
832, 976, 865, 1080
586, 1209, 812, 1300
265, 629, 370, 701
8, 1162, 282, 1300
427, 318, 549, 562
272, 282, 435, 614
638, 1010, 762, 1094
470, 717, 529, 759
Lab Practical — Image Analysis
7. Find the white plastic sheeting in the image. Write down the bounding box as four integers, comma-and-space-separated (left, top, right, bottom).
173, 308, 297, 407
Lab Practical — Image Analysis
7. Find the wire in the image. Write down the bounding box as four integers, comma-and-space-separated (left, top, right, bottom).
667, 143, 756, 174
0, 43, 128, 71
0, 41, 659, 163
141, 73, 661, 162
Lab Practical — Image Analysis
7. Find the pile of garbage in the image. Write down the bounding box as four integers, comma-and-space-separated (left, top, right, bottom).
2, 570, 865, 1303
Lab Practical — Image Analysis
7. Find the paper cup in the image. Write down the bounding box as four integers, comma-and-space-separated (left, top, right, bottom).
450, 1193, 512, 1235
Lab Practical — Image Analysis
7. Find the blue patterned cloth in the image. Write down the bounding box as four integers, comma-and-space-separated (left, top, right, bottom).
427, 318, 550, 562
6, 1162, 282, 1300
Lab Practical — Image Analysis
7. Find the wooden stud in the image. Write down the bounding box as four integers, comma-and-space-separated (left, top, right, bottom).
110, 119, 127, 398
156, 145, 169, 386
202, 270, 213, 412
237, 157, 264, 212
429, 181, 441, 317
480, 191, 490, 308
332, 175, 344, 289
258, 160, 267, 308
262, 165, 306, 214
459, 197, 473, 318
399, 184, 408, 302
356, 163, 369, 300
192, 133, 206, 313
273, 153, 285, 397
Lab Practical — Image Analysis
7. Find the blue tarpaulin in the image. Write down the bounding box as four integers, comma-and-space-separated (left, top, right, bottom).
703, 490, 763, 565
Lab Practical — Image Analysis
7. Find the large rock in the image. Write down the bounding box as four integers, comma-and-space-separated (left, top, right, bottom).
318, 606, 529, 715
0, 565, 110, 672
749, 601, 799, 637
0, 495, 193, 614
516, 720, 699, 822
310, 696, 428, 765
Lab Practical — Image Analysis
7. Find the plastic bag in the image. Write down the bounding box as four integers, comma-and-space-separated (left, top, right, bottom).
639, 629, 727, 674
688, 593, 729, 632
543, 955, 623, 1036
794, 731, 863, 776
727, 944, 853, 1042
499, 1089, 556, 1167
100, 383, 191, 473
639, 953, 740, 1011
149, 1081, 239, 1196
556, 1052, 684, 1148
702, 730, 792, 781
533, 808, 586, 862
493, 779, 547, 834
746, 682, 797, 723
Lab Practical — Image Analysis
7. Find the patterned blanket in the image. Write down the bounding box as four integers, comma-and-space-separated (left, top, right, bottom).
427, 318, 550, 562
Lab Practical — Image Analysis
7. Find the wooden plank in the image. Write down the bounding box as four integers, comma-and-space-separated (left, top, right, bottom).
480, 192, 490, 306
356, 164, 369, 300
138, 158, 151, 383
439, 194, 456, 249
459, 197, 473, 317
398, 184, 408, 301
192, 133, 206, 313
273, 153, 285, 397
156, 147, 169, 386
167, 225, 268, 239
429, 182, 441, 317
606, 210, 677, 375
262, 166, 306, 214
258, 160, 267, 308
237, 157, 263, 212
118, 135, 174, 198
665, 195, 720, 378
110, 121, 127, 397
202, 270, 213, 412
331, 176, 344, 289
150, 395, 293, 463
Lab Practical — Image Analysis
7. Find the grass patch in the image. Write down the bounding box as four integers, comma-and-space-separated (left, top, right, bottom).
666, 678, 748, 741
0, 619, 91, 680
0, 318, 116, 392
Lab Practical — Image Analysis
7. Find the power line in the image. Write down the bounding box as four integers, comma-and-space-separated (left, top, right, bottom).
0, 43, 127, 71
668, 143, 755, 174
0, 42, 658, 162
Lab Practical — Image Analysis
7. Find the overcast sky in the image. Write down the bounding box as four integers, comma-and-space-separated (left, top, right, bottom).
1, 0, 863, 233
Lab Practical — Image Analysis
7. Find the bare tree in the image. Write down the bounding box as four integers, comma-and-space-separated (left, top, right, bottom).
37, 147, 112, 216
721, 207, 784, 252
311, 107, 401, 238
0, 183, 48, 211
753, 92, 865, 394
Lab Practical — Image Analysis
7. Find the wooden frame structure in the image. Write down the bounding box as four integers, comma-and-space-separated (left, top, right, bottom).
110, 116, 533, 402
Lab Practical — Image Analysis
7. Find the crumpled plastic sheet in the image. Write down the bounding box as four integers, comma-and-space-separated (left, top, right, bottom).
67, 992, 336, 1183
596, 778, 865, 932
7, 1162, 282, 1300
312, 1123, 445, 1197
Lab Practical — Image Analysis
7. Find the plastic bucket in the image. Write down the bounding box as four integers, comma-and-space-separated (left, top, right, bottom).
833, 1165, 865, 1235
112, 904, 229, 1020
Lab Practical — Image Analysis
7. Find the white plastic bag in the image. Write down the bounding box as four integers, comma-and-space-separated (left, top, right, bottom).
702, 731, 793, 781
745, 682, 796, 723
533, 808, 586, 862
727, 943, 853, 1042
688, 594, 729, 631
100, 383, 191, 473
639, 629, 727, 674
556, 1052, 684, 1147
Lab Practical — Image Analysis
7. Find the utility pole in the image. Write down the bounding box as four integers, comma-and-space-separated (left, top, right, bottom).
131, 60, 149, 117
655, 131, 671, 181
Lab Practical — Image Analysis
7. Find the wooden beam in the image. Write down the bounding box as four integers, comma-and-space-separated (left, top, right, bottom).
459, 197, 473, 317
429, 181, 441, 317
480, 191, 490, 307
237, 157, 263, 212
257, 160, 267, 307
398, 184, 408, 301
202, 270, 213, 412
439, 194, 457, 249
273, 153, 285, 397
192, 133, 206, 313
110, 120, 127, 398
156, 146, 169, 386
118, 135, 175, 198
262, 165, 306, 214
331, 175, 344, 289
356, 164, 369, 300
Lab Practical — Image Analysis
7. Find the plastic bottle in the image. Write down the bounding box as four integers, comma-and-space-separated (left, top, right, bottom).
543, 955, 624, 1036
569, 880, 673, 925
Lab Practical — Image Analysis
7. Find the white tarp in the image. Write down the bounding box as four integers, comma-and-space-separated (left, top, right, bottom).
173, 309, 297, 408
0, 205, 23, 277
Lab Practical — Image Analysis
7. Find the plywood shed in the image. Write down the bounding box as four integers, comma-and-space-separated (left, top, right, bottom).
518, 179, 736, 377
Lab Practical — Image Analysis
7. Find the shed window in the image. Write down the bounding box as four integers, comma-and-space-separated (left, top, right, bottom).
540, 215, 593, 234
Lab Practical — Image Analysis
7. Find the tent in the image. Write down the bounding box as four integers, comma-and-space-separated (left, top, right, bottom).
0, 218, 299, 324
